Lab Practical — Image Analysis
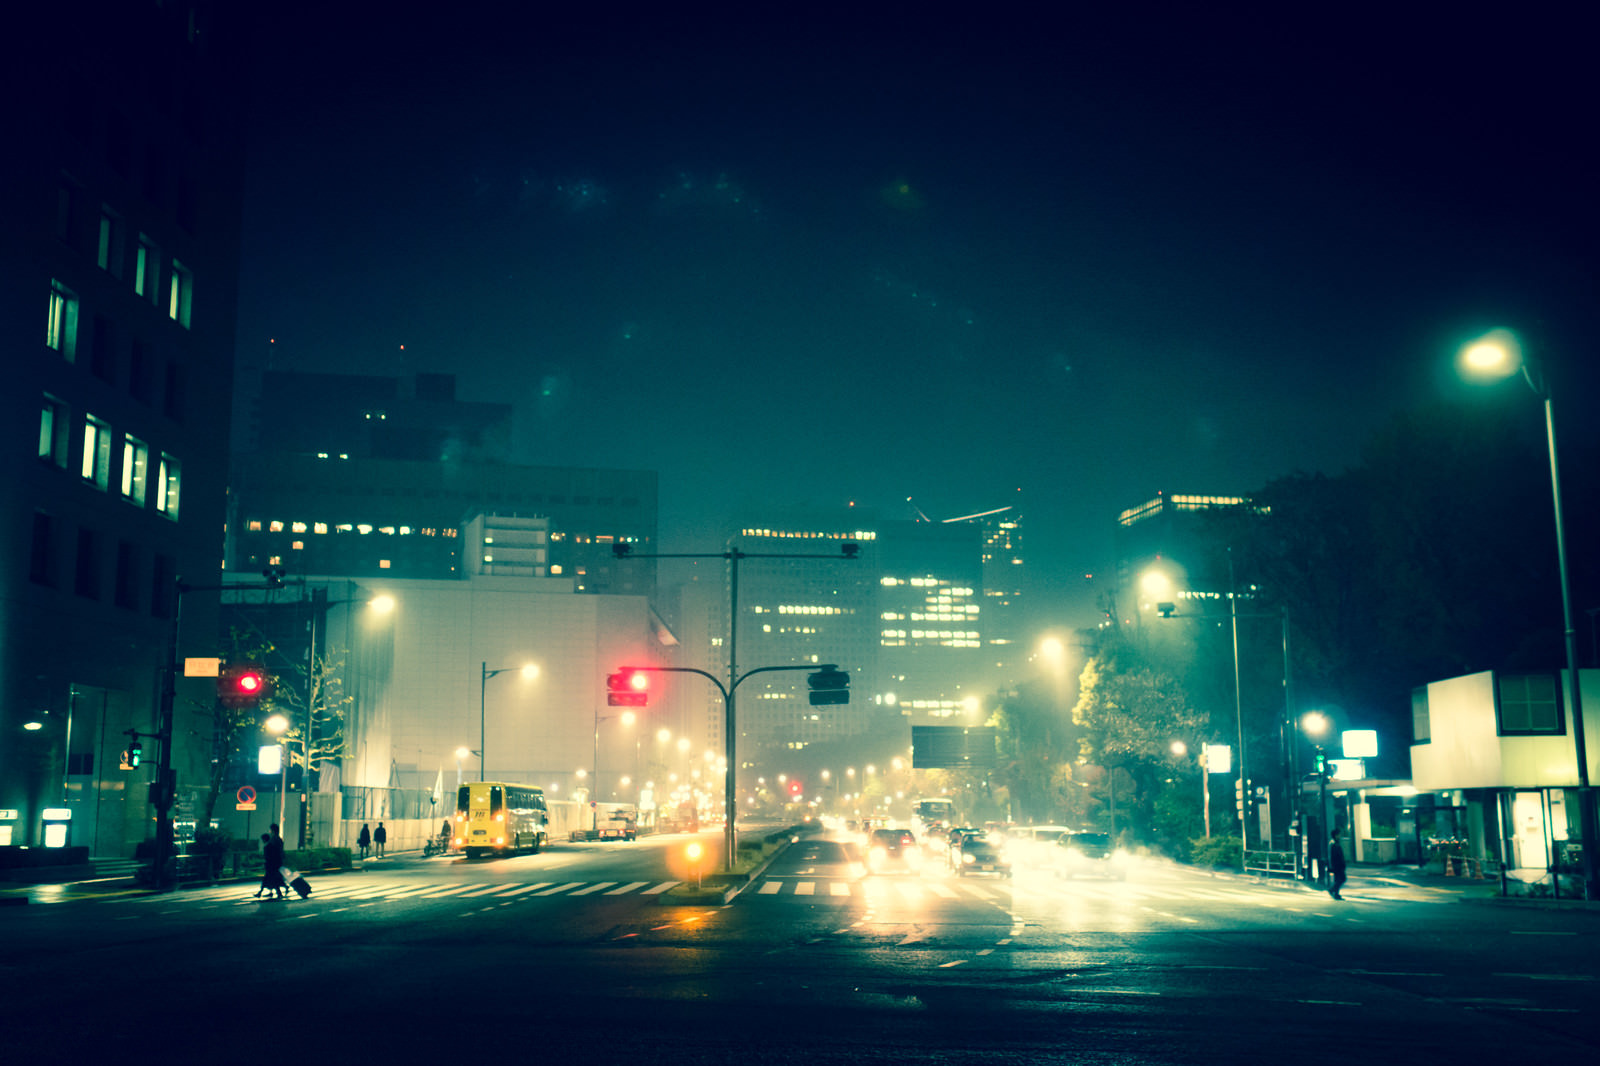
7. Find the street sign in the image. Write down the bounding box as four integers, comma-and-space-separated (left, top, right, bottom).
184, 657, 221, 677
911, 726, 997, 769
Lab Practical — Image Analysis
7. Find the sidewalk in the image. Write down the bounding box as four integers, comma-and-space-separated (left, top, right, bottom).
1282, 862, 1600, 909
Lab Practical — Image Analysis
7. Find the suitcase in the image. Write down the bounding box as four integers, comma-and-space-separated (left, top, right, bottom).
281, 867, 312, 899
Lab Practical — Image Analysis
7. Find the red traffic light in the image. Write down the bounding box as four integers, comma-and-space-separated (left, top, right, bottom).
607, 669, 649, 707
218, 663, 270, 708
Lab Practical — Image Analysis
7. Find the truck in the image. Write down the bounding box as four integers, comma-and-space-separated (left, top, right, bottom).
570, 802, 638, 842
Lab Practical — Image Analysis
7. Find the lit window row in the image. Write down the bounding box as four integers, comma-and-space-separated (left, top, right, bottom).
244, 520, 450, 538
776, 604, 842, 615
38, 397, 178, 518
740, 528, 877, 541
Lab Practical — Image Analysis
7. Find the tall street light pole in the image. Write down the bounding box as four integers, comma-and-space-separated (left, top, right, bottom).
480, 661, 539, 783
1461, 330, 1596, 900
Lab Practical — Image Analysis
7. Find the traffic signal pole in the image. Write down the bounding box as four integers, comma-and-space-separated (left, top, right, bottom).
612, 540, 858, 873
148, 573, 297, 891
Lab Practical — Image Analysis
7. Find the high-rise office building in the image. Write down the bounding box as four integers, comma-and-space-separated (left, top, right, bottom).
227, 370, 658, 594
1, 2, 245, 852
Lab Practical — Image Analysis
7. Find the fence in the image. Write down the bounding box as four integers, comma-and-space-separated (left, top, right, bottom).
1243, 849, 1296, 876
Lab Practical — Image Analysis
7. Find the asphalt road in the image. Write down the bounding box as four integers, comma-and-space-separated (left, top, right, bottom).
3, 831, 1596, 1064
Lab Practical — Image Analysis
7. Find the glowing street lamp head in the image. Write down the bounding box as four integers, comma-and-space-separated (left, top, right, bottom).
1302, 711, 1329, 737
520, 663, 540, 680
367, 594, 396, 614
1140, 569, 1174, 600
1459, 328, 1522, 380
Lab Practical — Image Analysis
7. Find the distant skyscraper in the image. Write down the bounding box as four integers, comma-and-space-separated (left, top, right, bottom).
1113, 491, 1263, 623
228, 369, 658, 593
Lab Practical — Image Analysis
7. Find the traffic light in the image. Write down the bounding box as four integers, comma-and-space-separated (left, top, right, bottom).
219, 663, 270, 708
807, 666, 850, 706
125, 740, 142, 768
1314, 748, 1327, 776
607, 669, 648, 707
1235, 778, 1245, 817
787, 779, 804, 799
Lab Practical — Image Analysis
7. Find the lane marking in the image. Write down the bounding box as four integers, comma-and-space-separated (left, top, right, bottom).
758, 881, 782, 894
795, 882, 816, 896
530, 882, 586, 896
1492, 973, 1596, 982
643, 882, 680, 894
497, 883, 551, 897
830, 883, 851, 897
939, 960, 967, 968
977, 948, 994, 956
567, 882, 620, 896
606, 882, 650, 895
418, 885, 479, 898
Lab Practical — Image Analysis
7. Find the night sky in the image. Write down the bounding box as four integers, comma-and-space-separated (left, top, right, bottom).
235, 7, 1597, 628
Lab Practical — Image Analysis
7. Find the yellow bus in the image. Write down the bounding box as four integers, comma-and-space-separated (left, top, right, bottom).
454, 782, 549, 859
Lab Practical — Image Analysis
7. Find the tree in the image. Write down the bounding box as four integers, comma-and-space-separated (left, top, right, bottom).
1071, 638, 1207, 846
987, 678, 1079, 823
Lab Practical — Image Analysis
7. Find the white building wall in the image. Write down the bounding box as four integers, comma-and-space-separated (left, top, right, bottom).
350, 575, 663, 801
1411, 669, 1600, 791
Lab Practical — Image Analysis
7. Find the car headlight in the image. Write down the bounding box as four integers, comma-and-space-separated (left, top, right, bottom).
962, 852, 975, 865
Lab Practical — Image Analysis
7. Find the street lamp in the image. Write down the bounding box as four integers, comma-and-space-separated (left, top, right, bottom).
1302, 711, 1330, 885
479, 661, 538, 782
1460, 328, 1596, 900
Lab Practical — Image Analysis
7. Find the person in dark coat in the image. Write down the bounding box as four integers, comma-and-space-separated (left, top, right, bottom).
259, 826, 287, 900
357, 823, 371, 859
374, 822, 387, 857
1328, 835, 1347, 900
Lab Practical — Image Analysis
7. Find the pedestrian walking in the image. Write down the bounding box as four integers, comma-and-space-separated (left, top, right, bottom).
374, 822, 387, 857
357, 823, 371, 859
1328, 835, 1347, 900
258, 825, 287, 900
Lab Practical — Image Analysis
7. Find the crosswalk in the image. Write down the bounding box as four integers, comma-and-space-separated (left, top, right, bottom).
135, 875, 1281, 907
137, 879, 682, 905
759, 878, 1279, 905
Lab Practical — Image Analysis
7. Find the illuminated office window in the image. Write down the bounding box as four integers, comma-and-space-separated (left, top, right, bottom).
120, 435, 149, 505
81, 416, 112, 489
156, 453, 180, 520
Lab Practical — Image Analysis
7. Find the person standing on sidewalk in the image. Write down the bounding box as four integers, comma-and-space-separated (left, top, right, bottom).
357, 823, 371, 859
1328, 835, 1347, 900
373, 822, 386, 858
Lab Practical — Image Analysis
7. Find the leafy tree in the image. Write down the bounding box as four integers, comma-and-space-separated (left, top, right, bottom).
1071, 638, 1207, 846
987, 678, 1079, 823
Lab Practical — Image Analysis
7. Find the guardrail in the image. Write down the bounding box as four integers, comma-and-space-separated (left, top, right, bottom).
1243, 849, 1297, 876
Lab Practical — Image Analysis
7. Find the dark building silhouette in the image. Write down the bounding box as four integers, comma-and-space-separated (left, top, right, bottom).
1, 2, 246, 851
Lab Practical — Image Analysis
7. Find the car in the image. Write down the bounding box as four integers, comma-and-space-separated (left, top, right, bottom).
1054, 830, 1130, 880
954, 835, 1012, 877
944, 826, 983, 866
865, 827, 922, 874
1008, 824, 1072, 868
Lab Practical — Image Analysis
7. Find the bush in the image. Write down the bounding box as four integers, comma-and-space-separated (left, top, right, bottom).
1189, 834, 1242, 869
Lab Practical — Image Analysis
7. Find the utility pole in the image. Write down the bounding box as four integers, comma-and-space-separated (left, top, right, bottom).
612, 540, 860, 871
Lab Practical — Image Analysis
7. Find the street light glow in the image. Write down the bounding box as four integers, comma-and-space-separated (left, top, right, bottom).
1459, 328, 1521, 378
1302, 711, 1329, 737
367, 594, 396, 614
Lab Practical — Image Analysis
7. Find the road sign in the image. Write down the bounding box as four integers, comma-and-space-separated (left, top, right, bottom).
236, 784, 257, 811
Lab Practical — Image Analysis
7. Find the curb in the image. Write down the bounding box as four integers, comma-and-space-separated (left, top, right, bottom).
658, 832, 801, 906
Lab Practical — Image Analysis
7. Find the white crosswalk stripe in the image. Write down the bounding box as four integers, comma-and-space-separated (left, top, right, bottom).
133, 879, 687, 905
